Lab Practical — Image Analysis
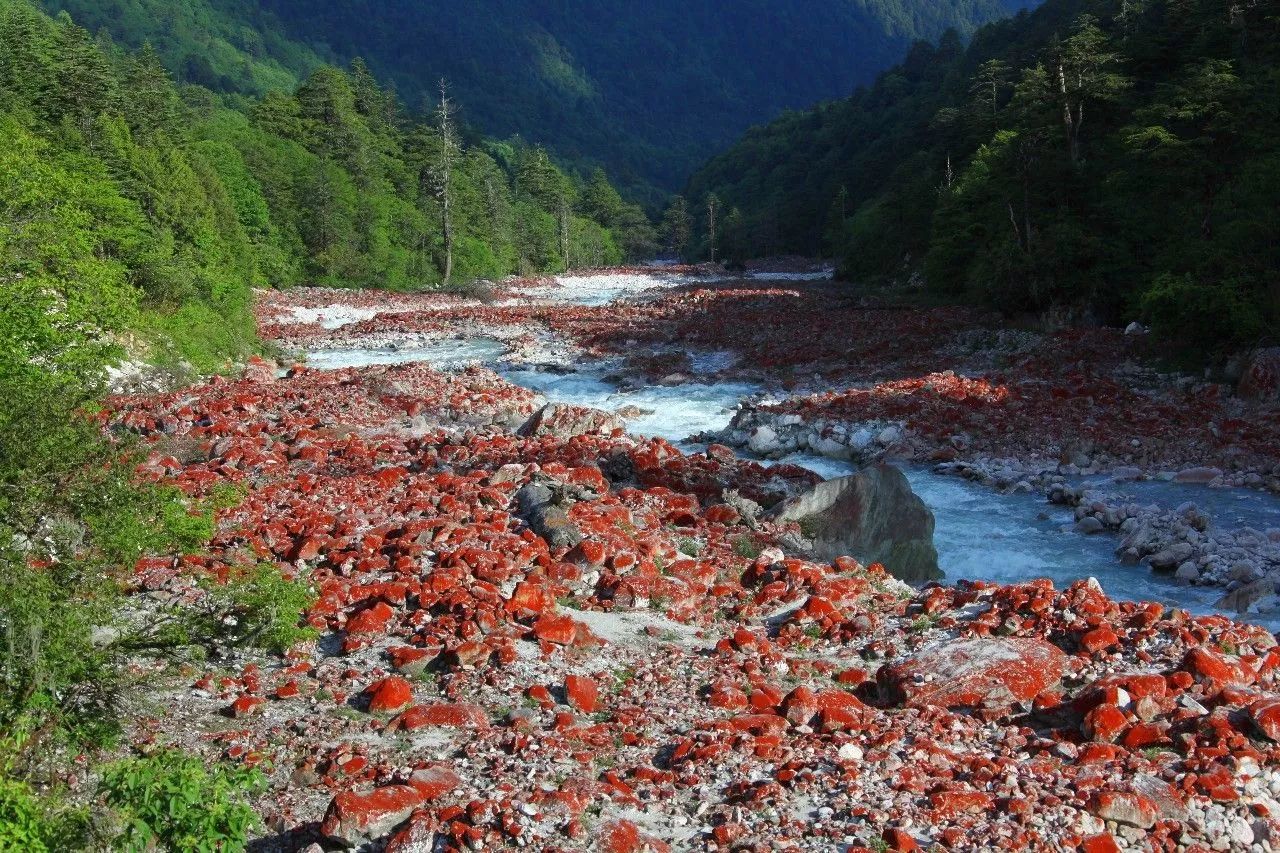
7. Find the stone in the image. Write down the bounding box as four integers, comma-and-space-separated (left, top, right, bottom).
1215, 578, 1274, 613
1174, 563, 1200, 583
564, 674, 599, 713
1250, 697, 1280, 741
768, 463, 940, 582
876, 425, 901, 446
1237, 347, 1280, 401
1173, 466, 1223, 484
393, 702, 489, 731
517, 402, 623, 439
515, 482, 582, 550
321, 785, 424, 847
367, 676, 414, 713
748, 424, 780, 455
878, 637, 1066, 716
1076, 516, 1105, 534
1148, 543, 1194, 572
1090, 791, 1158, 829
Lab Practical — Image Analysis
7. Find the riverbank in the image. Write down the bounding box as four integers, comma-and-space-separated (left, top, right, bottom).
101, 267, 1280, 850
259, 269, 1280, 605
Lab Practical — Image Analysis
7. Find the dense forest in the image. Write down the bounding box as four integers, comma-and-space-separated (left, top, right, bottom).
688, 0, 1280, 358
41, 0, 1036, 206
0, 0, 652, 844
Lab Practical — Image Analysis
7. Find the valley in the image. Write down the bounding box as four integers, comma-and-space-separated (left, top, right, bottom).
96, 267, 1280, 850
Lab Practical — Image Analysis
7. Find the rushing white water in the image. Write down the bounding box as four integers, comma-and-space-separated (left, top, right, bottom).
304, 338, 508, 371
500, 366, 761, 447
298, 322, 1280, 625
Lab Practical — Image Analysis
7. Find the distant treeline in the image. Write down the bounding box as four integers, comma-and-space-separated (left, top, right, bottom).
687, 0, 1280, 359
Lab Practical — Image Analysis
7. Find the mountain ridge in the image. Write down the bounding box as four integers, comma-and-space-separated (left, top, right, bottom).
43, 0, 1035, 205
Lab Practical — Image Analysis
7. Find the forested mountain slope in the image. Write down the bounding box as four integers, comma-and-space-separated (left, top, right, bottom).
0, 2, 650, 836
43, 0, 1035, 205
687, 0, 1280, 358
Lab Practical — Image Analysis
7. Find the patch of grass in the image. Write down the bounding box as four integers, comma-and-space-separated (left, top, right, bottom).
144, 564, 318, 656
676, 537, 703, 557
731, 535, 763, 559
909, 614, 939, 633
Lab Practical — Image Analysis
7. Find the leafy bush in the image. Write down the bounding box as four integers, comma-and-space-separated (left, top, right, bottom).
143, 563, 317, 656
102, 751, 265, 853
0, 776, 89, 852
1140, 273, 1266, 362
210, 564, 318, 654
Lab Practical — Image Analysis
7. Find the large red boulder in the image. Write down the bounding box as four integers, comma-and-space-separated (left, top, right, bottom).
321, 785, 424, 847
878, 638, 1066, 716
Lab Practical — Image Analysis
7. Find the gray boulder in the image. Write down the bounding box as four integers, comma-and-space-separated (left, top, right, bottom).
1216, 578, 1274, 614
515, 481, 583, 551
769, 462, 941, 582
517, 403, 623, 439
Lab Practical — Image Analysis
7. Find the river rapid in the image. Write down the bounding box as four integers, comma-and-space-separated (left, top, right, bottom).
297, 270, 1280, 627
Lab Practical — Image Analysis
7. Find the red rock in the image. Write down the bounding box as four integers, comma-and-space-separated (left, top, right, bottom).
227, 695, 263, 718
1079, 833, 1122, 853
599, 818, 671, 853
882, 827, 920, 851
709, 685, 749, 710
448, 641, 492, 668
565, 674, 599, 713
1250, 697, 1280, 740
393, 702, 489, 731
1090, 791, 1158, 829
506, 581, 554, 615
532, 613, 596, 646
780, 686, 820, 726
705, 504, 741, 525
1080, 627, 1119, 654
1084, 704, 1128, 743
367, 676, 414, 713
1181, 647, 1256, 688
321, 785, 425, 847
407, 765, 461, 799
1120, 722, 1166, 749
347, 601, 396, 635
835, 668, 869, 686
878, 638, 1066, 715
929, 790, 994, 818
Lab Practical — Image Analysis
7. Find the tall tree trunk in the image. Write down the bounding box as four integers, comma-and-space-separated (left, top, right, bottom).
1057, 62, 1078, 167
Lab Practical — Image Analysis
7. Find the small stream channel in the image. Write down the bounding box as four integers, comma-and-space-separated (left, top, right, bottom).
297, 275, 1280, 627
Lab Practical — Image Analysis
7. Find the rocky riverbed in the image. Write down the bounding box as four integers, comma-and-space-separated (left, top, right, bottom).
105, 267, 1280, 851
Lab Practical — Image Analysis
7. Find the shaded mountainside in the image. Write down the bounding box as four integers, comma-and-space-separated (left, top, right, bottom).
687, 0, 1280, 359
43, 0, 1035, 205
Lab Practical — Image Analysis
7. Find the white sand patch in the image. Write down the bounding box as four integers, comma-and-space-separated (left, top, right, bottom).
285, 305, 384, 329
745, 268, 834, 281
567, 607, 702, 649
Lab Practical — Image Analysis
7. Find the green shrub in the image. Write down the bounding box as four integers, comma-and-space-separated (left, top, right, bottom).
211, 564, 318, 654
145, 563, 317, 656
0, 776, 89, 853
102, 751, 264, 853
1140, 273, 1266, 362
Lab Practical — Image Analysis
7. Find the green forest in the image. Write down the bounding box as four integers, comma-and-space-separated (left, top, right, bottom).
688, 0, 1280, 358
0, 0, 651, 844
41, 0, 1034, 206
